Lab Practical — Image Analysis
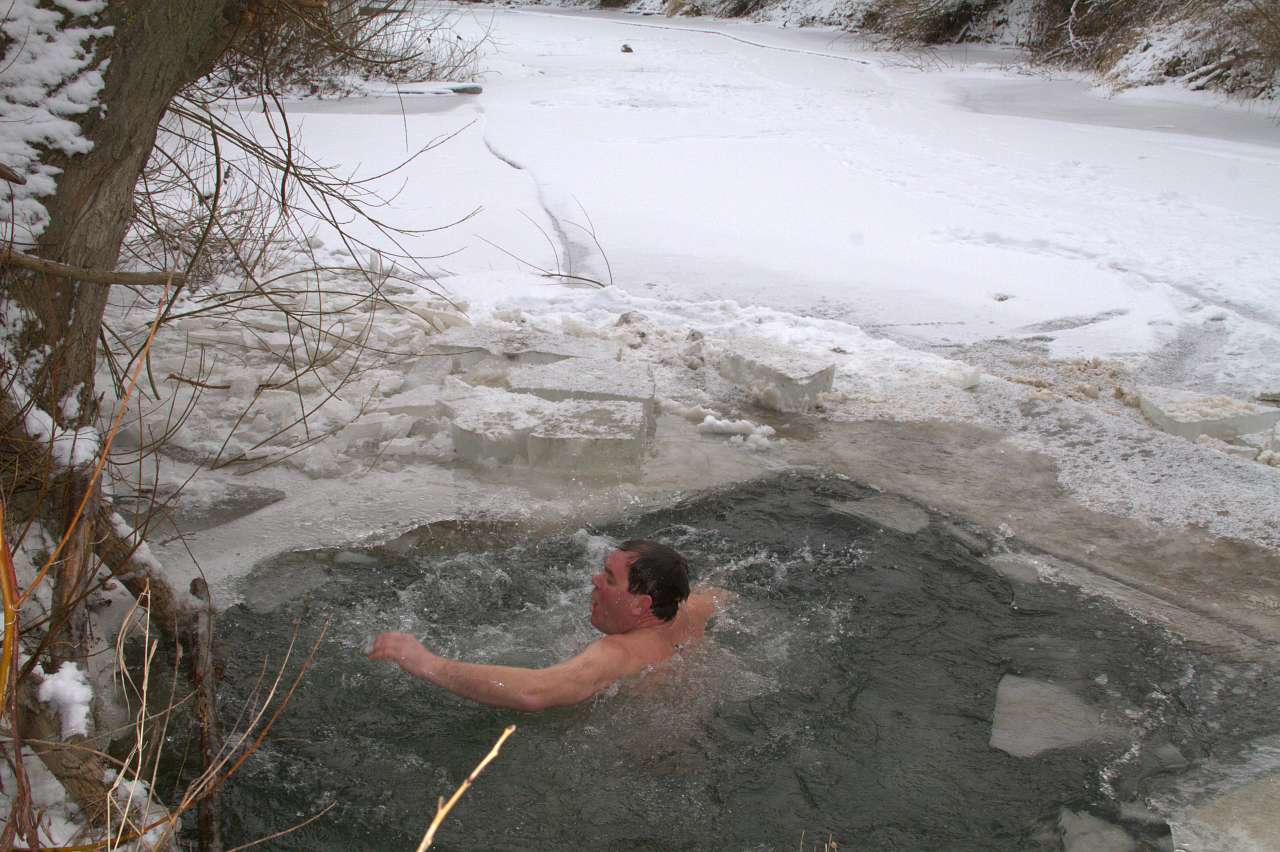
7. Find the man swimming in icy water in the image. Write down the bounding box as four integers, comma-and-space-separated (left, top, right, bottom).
367, 540, 723, 711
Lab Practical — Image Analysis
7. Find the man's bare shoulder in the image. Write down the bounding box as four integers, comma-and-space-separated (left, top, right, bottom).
685, 585, 734, 623
593, 632, 670, 677
552, 635, 637, 682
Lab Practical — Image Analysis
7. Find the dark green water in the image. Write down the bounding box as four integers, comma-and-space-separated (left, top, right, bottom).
207, 472, 1273, 850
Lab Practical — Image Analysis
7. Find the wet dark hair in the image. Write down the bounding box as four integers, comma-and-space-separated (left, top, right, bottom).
620, 539, 690, 622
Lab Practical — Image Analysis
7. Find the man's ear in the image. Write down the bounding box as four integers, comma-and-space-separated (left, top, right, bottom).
631, 593, 653, 616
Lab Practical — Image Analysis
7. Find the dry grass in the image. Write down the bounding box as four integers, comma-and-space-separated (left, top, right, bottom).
859, 0, 1003, 46
416, 725, 517, 851
1211, 0, 1280, 95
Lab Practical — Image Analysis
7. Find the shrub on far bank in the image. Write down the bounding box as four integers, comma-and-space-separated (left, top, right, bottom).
861, 0, 1002, 45
1030, 0, 1279, 98
799, 0, 1280, 98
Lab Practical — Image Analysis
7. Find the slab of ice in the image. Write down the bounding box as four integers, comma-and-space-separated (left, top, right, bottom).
377, 383, 451, 420
986, 553, 1042, 585
990, 675, 1123, 758
507, 357, 657, 404
1138, 386, 1280, 441
448, 387, 554, 463
711, 340, 835, 412
507, 357, 659, 434
335, 413, 415, 451
1195, 434, 1263, 461
1176, 771, 1280, 852
145, 483, 287, 536
424, 327, 600, 370
1058, 809, 1137, 852
527, 401, 649, 469
444, 383, 648, 470
1237, 425, 1278, 451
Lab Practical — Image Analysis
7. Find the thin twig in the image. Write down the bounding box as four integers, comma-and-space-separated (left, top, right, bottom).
226, 800, 337, 852
416, 725, 517, 851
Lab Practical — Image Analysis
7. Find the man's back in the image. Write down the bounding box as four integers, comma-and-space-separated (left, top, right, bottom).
600, 587, 722, 677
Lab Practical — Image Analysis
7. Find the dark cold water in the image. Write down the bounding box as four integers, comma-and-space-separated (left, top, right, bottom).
206, 472, 1276, 850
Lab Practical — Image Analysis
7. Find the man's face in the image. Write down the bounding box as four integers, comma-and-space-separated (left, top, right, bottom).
590, 549, 648, 634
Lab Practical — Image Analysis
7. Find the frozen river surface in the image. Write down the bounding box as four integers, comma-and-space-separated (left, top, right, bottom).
290, 6, 1280, 394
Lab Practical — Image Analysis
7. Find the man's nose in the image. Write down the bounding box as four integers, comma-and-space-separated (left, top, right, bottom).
591, 572, 603, 589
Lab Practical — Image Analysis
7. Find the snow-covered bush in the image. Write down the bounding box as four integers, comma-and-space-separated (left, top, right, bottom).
1032, 0, 1280, 97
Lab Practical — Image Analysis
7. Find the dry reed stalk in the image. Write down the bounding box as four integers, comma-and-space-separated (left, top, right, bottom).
416, 724, 517, 851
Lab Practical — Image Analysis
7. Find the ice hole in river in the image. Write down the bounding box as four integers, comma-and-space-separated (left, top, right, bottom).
206, 472, 1272, 850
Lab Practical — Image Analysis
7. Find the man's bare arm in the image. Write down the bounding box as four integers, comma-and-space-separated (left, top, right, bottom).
368, 632, 629, 711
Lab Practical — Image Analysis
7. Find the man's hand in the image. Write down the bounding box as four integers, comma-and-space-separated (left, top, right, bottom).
368, 631, 437, 679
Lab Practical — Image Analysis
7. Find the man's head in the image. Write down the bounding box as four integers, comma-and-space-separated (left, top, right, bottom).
590, 539, 690, 634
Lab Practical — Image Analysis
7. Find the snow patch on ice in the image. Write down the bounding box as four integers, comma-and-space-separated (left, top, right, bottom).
697, 414, 777, 450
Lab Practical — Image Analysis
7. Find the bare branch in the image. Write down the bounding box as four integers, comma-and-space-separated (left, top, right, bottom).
0, 249, 185, 287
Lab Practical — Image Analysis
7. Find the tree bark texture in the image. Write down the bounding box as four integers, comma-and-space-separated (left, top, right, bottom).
6, 0, 247, 420
2, 0, 246, 707
15, 677, 113, 825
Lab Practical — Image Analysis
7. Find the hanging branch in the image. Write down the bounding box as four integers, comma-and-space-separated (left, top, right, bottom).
0, 248, 186, 287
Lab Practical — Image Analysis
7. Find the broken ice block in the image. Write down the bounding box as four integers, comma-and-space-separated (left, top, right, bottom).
712, 340, 835, 412
1195, 434, 1263, 461
443, 383, 649, 471
507, 357, 655, 403
989, 675, 1123, 758
1138, 386, 1280, 441
335, 413, 415, 451
424, 327, 599, 371
527, 400, 649, 469
507, 358, 658, 433
448, 389, 551, 464
1058, 810, 1138, 852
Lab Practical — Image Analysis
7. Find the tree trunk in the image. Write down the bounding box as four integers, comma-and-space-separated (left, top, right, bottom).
8, 0, 247, 420
2, 2, 247, 843
46, 477, 96, 670
3, 0, 247, 692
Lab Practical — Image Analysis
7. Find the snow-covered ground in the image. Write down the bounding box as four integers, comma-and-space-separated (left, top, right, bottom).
298, 6, 1280, 390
